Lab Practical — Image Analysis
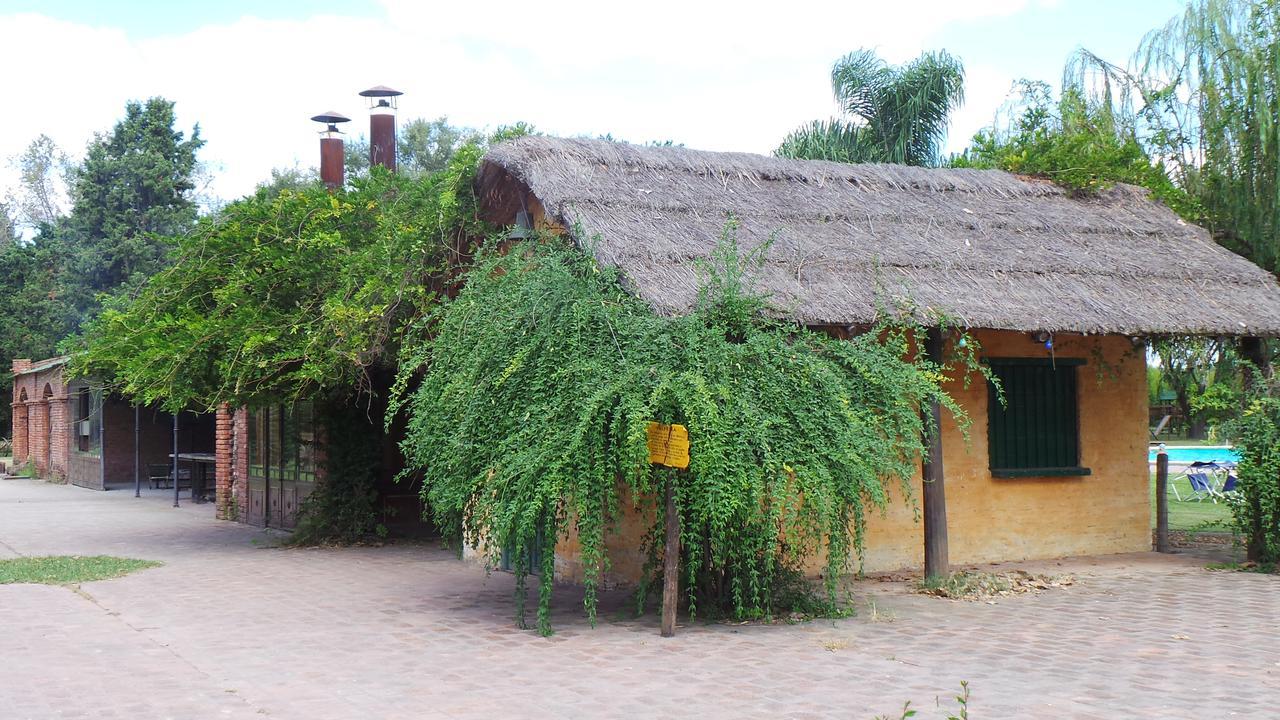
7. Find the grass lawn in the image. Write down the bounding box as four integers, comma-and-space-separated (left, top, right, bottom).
0, 555, 161, 585
1149, 471, 1234, 532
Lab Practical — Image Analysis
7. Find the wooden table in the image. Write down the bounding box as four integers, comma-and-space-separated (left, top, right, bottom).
170, 453, 216, 503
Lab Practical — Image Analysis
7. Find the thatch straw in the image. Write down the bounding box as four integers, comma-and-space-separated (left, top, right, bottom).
478, 136, 1280, 336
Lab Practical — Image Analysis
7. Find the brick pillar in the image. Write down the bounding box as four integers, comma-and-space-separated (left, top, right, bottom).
48, 392, 69, 481
234, 407, 249, 521
215, 403, 234, 520
11, 402, 29, 465
31, 400, 49, 476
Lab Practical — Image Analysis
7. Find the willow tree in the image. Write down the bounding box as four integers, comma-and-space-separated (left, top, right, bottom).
778, 49, 965, 166
1068, 0, 1280, 271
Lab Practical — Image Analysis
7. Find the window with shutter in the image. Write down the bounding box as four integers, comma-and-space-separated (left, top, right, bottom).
987, 358, 1091, 477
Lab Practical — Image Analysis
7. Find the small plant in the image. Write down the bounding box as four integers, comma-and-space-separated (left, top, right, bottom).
875, 682, 970, 720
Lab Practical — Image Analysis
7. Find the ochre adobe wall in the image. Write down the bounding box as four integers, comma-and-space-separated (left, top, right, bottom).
543, 329, 1149, 584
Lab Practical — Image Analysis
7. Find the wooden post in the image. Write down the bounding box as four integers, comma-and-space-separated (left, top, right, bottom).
660, 475, 680, 638
1155, 451, 1170, 553
922, 327, 949, 580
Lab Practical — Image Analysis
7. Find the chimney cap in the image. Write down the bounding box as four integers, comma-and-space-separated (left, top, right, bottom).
359, 85, 404, 98
310, 111, 351, 125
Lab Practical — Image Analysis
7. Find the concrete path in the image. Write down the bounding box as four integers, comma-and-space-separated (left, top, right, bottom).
1, 476, 1277, 719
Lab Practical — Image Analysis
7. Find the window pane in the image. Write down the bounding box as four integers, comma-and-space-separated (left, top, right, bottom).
281, 404, 299, 482
268, 406, 282, 477
297, 401, 316, 482
248, 408, 266, 479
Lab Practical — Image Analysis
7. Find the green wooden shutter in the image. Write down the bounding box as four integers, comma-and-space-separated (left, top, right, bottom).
987, 358, 1089, 477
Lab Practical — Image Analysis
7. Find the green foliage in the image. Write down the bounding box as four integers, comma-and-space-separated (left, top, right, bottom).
950, 81, 1194, 213
1149, 338, 1238, 440
779, 49, 965, 166
0, 234, 82, 431
63, 97, 204, 298
394, 228, 970, 634
1065, 1, 1280, 271
346, 116, 481, 179
0, 99, 202, 432
291, 398, 387, 544
1226, 383, 1280, 563
0, 555, 161, 584
71, 142, 489, 411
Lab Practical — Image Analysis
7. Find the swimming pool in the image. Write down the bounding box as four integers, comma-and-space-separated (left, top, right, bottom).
1148, 445, 1240, 464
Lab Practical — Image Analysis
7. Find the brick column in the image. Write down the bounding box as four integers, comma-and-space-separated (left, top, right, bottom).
233, 407, 249, 521
48, 392, 69, 481
11, 402, 29, 465
10, 359, 31, 466
31, 400, 49, 476
215, 403, 234, 519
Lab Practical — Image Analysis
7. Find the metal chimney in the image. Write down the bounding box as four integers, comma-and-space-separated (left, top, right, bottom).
310, 111, 351, 190
359, 85, 403, 172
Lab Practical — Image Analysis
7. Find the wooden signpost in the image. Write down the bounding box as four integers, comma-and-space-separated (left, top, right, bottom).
647, 422, 688, 637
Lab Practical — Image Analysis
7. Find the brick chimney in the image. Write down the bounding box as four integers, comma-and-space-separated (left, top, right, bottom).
11, 358, 32, 375
359, 86, 403, 172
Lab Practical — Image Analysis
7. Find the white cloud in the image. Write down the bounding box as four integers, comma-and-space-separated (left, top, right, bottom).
0, 0, 1043, 205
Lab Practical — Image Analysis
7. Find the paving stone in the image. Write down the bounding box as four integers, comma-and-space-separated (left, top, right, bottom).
1, 476, 1277, 718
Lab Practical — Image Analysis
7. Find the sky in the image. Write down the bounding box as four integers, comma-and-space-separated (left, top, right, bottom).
0, 0, 1184, 214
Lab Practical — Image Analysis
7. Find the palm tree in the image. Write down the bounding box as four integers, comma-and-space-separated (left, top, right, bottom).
778, 49, 965, 167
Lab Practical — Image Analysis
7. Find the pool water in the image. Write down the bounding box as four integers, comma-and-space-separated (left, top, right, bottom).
1148, 445, 1240, 464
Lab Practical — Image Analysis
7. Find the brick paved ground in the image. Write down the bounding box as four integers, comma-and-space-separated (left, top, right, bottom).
1, 476, 1277, 719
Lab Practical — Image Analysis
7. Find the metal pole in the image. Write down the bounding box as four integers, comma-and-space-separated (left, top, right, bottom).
134, 404, 140, 498
1155, 451, 1170, 553
172, 412, 180, 508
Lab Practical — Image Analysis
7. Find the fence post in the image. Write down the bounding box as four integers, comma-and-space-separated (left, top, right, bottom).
1155, 451, 1170, 553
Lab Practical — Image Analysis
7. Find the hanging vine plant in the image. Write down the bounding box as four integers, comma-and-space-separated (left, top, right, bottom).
393, 225, 975, 634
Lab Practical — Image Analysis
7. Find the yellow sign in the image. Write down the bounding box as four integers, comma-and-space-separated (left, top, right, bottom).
646, 422, 690, 469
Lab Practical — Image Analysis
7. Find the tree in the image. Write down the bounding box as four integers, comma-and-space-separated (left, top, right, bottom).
778, 49, 965, 166
8, 134, 70, 231
71, 138, 490, 412
1067, 0, 1280, 272
63, 97, 203, 298
1152, 338, 1237, 440
0, 201, 16, 247
0, 99, 202, 437
949, 79, 1194, 213
344, 116, 478, 180
255, 166, 319, 198
0, 237, 79, 432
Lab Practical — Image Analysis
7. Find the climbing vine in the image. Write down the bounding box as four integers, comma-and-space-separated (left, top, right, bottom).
69, 143, 490, 412
393, 227, 974, 634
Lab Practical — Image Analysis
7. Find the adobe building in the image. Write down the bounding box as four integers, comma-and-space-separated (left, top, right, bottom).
473, 136, 1280, 581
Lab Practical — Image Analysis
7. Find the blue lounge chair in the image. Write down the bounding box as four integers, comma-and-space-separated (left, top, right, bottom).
1185, 472, 1215, 502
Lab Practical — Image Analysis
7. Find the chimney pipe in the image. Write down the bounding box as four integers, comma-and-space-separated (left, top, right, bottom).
310, 111, 351, 190
359, 85, 403, 172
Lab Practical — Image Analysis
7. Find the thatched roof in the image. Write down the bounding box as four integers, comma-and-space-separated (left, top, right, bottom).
477, 136, 1280, 336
